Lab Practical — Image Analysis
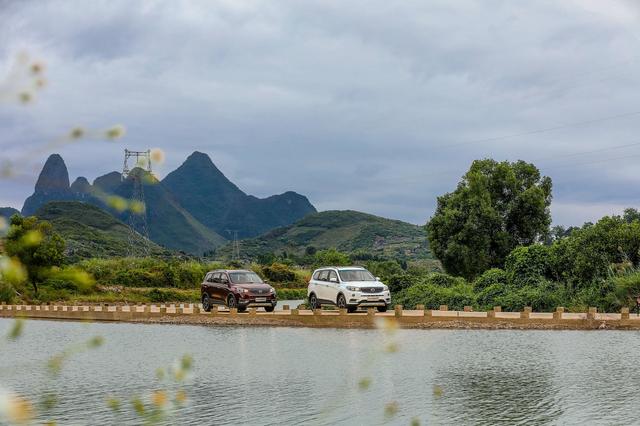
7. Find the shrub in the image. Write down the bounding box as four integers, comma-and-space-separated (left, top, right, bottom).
146, 288, 193, 302
0, 281, 15, 303
314, 249, 350, 267
476, 283, 507, 309
393, 283, 476, 310
262, 263, 297, 283
611, 271, 640, 308
504, 245, 551, 288
386, 273, 417, 293
494, 282, 560, 312
365, 260, 404, 281
473, 268, 508, 291
423, 272, 466, 288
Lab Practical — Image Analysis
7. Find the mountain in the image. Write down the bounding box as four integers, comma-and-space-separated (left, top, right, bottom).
21, 152, 316, 254
22, 154, 77, 216
36, 201, 166, 261
110, 168, 227, 254
0, 207, 19, 220
161, 151, 316, 238
218, 210, 431, 261
0, 207, 19, 236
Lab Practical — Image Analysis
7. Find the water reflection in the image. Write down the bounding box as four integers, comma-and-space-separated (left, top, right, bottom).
1, 321, 639, 425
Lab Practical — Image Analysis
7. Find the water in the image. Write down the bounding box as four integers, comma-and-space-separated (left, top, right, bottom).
1, 319, 639, 425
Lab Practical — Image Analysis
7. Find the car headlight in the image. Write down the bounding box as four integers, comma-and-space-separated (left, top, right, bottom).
236, 288, 249, 294
383, 285, 389, 292
346, 286, 359, 291
269, 288, 275, 294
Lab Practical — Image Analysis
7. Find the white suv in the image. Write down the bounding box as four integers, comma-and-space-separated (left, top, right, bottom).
307, 266, 391, 313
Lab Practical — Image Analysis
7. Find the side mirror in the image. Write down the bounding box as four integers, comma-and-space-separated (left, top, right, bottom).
330, 277, 338, 283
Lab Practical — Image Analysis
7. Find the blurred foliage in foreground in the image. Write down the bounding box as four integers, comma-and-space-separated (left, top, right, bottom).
0, 318, 193, 424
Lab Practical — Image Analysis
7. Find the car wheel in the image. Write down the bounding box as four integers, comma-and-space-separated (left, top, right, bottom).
377, 305, 387, 313
226, 295, 237, 310
202, 294, 212, 312
337, 294, 347, 309
264, 305, 275, 312
308, 293, 319, 310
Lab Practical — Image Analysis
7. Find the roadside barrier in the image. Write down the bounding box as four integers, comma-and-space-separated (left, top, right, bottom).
1, 302, 640, 329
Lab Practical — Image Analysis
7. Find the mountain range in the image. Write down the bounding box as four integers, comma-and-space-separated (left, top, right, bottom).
17, 152, 316, 254
216, 210, 431, 261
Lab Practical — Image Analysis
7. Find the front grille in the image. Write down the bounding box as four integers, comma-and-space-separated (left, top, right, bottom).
360, 287, 383, 294
251, 288, 269, 295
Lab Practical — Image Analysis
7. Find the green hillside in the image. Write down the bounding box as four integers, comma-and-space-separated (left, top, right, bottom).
220, 210, 431, 261
36, 201, 167, 261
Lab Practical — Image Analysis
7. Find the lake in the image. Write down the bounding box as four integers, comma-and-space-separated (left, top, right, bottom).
1, 318, 638, 425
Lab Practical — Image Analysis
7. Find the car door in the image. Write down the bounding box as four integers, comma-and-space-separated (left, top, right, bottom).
202, 273, 214, 298
327, 270, 340, 303
210, 273, 222, 301
219, 272, 231, 302
316, 270, 329, 301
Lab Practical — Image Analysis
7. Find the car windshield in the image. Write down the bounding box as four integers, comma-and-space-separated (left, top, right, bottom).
338, 269, 376, 282
229, 272, 264, 284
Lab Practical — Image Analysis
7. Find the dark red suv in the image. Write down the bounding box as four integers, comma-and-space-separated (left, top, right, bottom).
201, 269, 277, 312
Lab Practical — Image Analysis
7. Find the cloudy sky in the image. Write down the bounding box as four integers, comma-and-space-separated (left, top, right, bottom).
1, 0, 639, 226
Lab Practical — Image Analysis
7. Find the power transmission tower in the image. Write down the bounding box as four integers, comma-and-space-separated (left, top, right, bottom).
226, 229, 240, 261
122, 149, 152, 257
122, 149, 152, 179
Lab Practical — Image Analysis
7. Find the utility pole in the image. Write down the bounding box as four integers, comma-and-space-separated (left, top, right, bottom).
122, 149, 152, 256
226, 229, 240, 261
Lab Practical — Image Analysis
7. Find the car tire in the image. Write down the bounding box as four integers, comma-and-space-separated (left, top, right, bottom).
264, 305, 275, 312
226, 295, 237, 310
377, 305, 387, 313
308, 293, 319, 310
337, 293, 347, 309
202, 294, 212, 312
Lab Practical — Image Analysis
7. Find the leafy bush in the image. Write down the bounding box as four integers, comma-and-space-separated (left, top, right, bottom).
473, 268, 508, 291
314, 249, 350, 267
476, 283, 507, 309
393, 283, 476, 310
146, 288, 193, 302
423, 272, 466, 288
494, 282, 561, 312
0, 281, 15, 303
365, 260, 404, 281
262, 263, 297, 283
505, 245, 551, 288
386, 273, 417, 293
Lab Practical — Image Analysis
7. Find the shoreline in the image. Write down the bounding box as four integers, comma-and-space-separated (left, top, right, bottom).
1, 304, 639, 330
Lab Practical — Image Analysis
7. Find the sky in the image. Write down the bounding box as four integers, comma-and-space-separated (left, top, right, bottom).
0, 0, 639, 226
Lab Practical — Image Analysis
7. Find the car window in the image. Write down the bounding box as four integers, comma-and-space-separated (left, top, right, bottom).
312, 271, 320, 280
328, 270, 338, 282
205, 273, 213, 282
220, 273, 229, 283
229, 272, 263, 284
318, 270, 329, 281
212, 273, 220, 283
338, 269, 376, 282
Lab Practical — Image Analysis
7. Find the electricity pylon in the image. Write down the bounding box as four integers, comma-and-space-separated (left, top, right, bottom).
122, 149, 152, 256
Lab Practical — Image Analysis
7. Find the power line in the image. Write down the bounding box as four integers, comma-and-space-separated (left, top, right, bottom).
534, 140, 640, 163
435, 110, 640, 150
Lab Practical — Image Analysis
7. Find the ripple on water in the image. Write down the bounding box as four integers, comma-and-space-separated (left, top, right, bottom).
1, 320, 639, 425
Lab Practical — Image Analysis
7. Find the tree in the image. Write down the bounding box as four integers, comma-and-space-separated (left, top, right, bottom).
4, 214, 65, 295
623, 208, 640, 224
314, 248, 350, 267
427, 159, 552, 280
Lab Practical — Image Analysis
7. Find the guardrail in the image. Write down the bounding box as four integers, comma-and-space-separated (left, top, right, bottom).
0, 303, 638, 329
